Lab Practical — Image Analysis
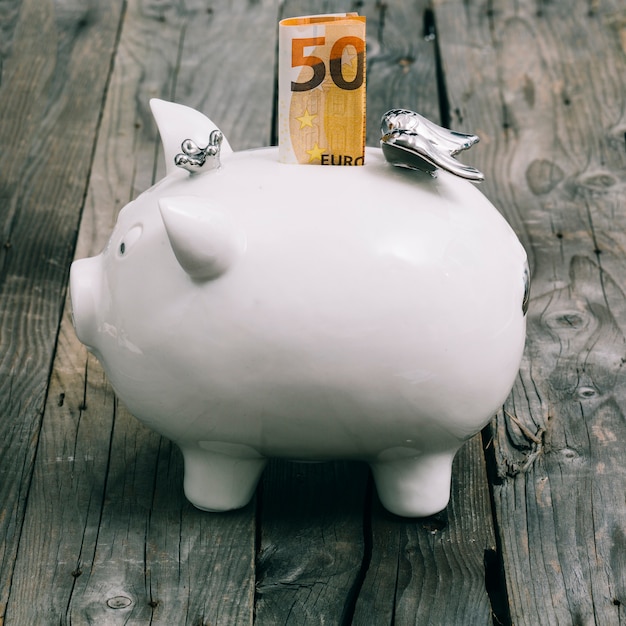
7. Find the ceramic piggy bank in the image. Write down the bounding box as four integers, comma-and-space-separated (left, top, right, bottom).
70, 100, 529, 517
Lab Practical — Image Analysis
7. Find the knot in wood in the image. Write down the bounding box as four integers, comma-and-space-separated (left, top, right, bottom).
107, 595, 133, 609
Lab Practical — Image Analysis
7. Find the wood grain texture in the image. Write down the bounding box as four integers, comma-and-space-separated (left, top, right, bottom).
363, 0, 440, 146
6, 0, 280, 624
353, 436, 500, 626
434, 0, 626, 623
0, 0, 124, 622
255, 460, 369, 625
0, 0, 21, 85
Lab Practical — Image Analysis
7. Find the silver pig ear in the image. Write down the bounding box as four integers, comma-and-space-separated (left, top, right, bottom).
174, 130, 224, 174
150, 99, 233, 176
380, 109, 484, 182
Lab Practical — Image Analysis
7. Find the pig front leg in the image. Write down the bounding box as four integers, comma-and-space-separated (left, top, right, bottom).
370, 450, 456, 517
180, 442, 267, 512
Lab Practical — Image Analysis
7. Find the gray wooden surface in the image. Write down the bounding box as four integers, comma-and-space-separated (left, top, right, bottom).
1, 0, 625, 624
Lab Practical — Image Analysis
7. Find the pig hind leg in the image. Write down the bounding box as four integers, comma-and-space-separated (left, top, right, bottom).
180, 443, 267, 512
370, 451, 456, 517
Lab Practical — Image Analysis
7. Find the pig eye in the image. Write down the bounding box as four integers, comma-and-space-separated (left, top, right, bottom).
117, 224, 143, 258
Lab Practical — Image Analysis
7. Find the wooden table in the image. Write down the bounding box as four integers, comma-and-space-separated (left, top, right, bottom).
1, 0, 625, 623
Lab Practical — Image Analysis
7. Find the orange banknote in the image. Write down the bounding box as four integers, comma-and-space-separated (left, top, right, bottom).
278, 14, 366, 165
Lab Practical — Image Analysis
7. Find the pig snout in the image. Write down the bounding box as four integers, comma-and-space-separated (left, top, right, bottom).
70, 255, 102, 348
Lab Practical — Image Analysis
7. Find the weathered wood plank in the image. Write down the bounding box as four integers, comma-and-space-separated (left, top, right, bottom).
0, 0, 21, 85
0, 0, 124, 622
353, 436, 502, 625
5, 0, 279, 623
364, 0, 440, 146
434, 0, 626, 623
255, 460, 369, 624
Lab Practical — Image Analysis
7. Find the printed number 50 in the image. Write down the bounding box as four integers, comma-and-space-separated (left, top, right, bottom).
291, 36, 365, 92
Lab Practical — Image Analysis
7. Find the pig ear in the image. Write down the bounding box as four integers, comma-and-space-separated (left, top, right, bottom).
159, 196, 245, 280
150, 99, 233, 176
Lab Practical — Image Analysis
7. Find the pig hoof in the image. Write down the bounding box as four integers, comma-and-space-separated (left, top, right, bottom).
180, 444, 267, 512
370, 451, 455, 517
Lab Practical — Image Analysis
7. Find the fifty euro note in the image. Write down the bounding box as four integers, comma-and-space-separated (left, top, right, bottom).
278, 13, 366, 165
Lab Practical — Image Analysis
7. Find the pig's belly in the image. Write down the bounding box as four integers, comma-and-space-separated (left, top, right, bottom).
110, 307, 525, 462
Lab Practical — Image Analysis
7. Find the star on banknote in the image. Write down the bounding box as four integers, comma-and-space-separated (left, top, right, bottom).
297, 110, 316, 128
306, 143, 326, 163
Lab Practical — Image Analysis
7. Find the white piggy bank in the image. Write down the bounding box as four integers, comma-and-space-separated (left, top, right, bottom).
70, 100, 528, 517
